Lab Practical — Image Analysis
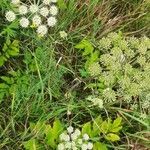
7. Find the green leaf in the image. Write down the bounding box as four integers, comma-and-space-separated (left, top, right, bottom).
93, 142, 108, 150
2, 21, 18, 37
92, 117, 103, 136
75, 39, 94, 56
111, 126, 122, 133
45, 126, 55, 148
0, 56, 7, 66
110, 117, 122, 133
100, 120, 109, 134
113, 117, 122, 127
79, 69, 89, 77
52, 119, 64, 138
23, 139, 39, 150
58, 0, 67, 9
105, 133, 120, 142
90, 51, 99, 62
29, 121, 46, 136
82, 121, 92, 137
75, 40, 87, 49
45, 119, 63, 148
1, 76, 14, 84
0, 83, 9, 89
3, 39, 19, 57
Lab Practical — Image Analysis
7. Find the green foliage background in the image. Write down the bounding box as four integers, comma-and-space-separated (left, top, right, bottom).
0, 0, 150, 149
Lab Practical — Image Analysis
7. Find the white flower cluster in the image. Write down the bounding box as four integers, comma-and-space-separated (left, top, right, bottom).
58, 126, 93, 150
87, 95, 103, 109
86, 33, 150, 108
5, 0, 58, 36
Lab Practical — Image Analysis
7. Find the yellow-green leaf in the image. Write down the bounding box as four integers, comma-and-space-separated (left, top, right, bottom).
105, 133, 120, 142
82, 121, 92, 137
93, 142, 108, 150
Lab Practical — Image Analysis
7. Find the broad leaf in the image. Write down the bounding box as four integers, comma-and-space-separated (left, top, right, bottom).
94, 142, 108, 150
105, 133, 120, 142
45, 119, 63, 148
82, 121, 92, 137
23, 139, 41, 150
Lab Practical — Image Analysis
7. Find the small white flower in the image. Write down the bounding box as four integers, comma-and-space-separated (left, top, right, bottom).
77, 139, 83, 145
37, 25, 48, 36
50, 5, 58, 16
32, 15, 41, 26
71, 141, 76, 147
29, 5, 38, 13
19, 5, 28, 15
11, 0, 20, 5
74, 129, 81, 137
43, 0, 51, 5
67, 126, 74, 134
83, 134, 89, 141
51, 0, 58, 2
19, 17, 29, 28
65, 142, 72, 149
87, 142, 93, 149
5, 11, 16, 22
64, 134, 70, 142
40, 7, 49, 17
72, 147, 78, 150
81, 144, 88, 150
71, 133, 78, 141
59, 133, 70, 142
57, 143, 65, 150
59, 133, 66, 141
47, 16, 57, 27
67, 110, 72, 115
87, 96, 103, 109
60, 31, 67, 39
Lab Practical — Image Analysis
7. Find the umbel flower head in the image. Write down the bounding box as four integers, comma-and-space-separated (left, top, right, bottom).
5, 0, 58, 36
86, 33, 150, 109
58, 126, 93, 150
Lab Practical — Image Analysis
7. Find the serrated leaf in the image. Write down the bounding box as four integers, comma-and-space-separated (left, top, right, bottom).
23, 139, 39, 150
75, 40, 86, 49
45, 126, 55, 148
52, 119, 63, 138
45, 119, 63, 148
29, 121, 46, 136
100, 121, 109, 134
90, 51, 99, 62
82, 121, 92, 137
93, 142, 108, 150
79, 69, 89, 77
92, 117, 103, 136
111, 126, 122, 133
105, 133, 120, 142
110, 117, 122, 133
112, 117, 122, 127
75, 39, 94, 56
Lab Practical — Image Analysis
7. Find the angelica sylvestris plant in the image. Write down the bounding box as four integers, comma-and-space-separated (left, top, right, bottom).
5, 0, 58, 36
75, 33, 150, 110
23, 117, 122, 150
